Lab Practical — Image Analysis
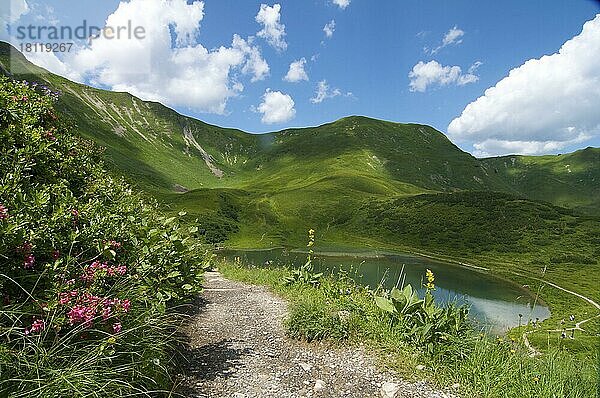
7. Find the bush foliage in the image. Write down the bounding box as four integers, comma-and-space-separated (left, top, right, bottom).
0, 77, 206, 396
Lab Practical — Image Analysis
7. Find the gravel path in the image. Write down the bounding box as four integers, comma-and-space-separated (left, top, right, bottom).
179, 272, 457, 398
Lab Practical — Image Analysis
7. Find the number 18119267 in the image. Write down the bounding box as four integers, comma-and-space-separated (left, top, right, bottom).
20, 42, 74, 53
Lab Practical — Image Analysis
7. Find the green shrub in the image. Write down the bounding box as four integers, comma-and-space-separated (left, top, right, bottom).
0, 77, 206, 396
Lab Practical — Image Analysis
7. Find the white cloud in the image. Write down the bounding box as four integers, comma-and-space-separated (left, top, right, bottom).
310, 80, 341, 103
284, 58, 308, 82
257, 89, 296, 124
1, 0, 29, 24
332, 0, 350, 9
255, 3, 287, 51
232, 34, 270, 82
442, 26, 464, 47
430, 25, 464, 54
408, 60, 478, 92
1, 0, 29, 39
448, 14, 600, 156
323, 20, 335, 38
17, 0, 269, 115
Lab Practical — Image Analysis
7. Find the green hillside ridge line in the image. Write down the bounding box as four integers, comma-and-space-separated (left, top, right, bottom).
1, 41, 597, 214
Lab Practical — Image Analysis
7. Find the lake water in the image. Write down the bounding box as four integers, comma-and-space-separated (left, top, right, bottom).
220, 249, 550, 334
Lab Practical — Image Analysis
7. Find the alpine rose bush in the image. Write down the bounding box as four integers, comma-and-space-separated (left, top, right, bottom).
0, 76, 208, 396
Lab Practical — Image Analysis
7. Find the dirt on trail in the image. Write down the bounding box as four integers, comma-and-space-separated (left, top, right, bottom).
178, 272, 457, 398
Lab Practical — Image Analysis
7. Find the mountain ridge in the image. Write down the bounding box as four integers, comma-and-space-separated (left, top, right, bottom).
1, 41, 598, 249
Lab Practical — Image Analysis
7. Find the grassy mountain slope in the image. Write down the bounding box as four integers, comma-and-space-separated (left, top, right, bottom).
1, 41, 598, 251
482, 148, 600, 213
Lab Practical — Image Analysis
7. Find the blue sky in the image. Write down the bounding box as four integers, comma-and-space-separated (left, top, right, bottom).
2, 0, 600, 156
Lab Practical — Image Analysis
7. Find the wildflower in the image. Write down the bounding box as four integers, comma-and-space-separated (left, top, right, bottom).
533, 376, 539, 383
0, 204, 8, 220
81, 267, 95, 282
58, 292, 70, 305
102, 307, 112, 321
112, 322, 122, 333
25, 319, 45, 335
569, 314, 575, 322
116, 265, 127, 276
424, 269, 435, 290
23, 254, 35, 269
67, 305, 95, 327
121, 299, 131, 313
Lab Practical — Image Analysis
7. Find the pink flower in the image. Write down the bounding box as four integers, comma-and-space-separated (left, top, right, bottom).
66, 279, 75, 286
121, 299, 131, 313
102, 306, 112, 321
58, 292, 70, 305
112, 322, 122, 333
31, 319, 45, 333
116, 265, 127, 276
67, 305, 95, 328
81, 262, 107, 282
23, 254, 35, 269
0, 204, 8, 220
25, 319, 45, 335
108, 240, 122, 249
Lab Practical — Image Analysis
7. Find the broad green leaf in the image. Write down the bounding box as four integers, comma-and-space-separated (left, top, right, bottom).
375, 296, 396, 313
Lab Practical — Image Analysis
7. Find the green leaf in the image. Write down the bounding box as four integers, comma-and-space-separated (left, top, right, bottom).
375, 296, 396, 313
390, 287, 403, 301
167, 270, 181, 278
182, 284, 193, 290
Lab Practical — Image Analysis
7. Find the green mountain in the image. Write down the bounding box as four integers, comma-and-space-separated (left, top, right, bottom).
482, 148, 600, 213
1, 41, 598, 252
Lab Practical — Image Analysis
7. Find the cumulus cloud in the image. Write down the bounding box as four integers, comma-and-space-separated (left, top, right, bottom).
310, 80, 341, 103
256, 3, 287, 51
448, 14, 600, 156
429, 25, 464, 54
284, 58, 308, 82
408, 60, 479, 92
232, 34, 270, 82
332, 0, 350, 9
323, 20, 335, 38
257, 89, 296, 124
18, 0, 269, 115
